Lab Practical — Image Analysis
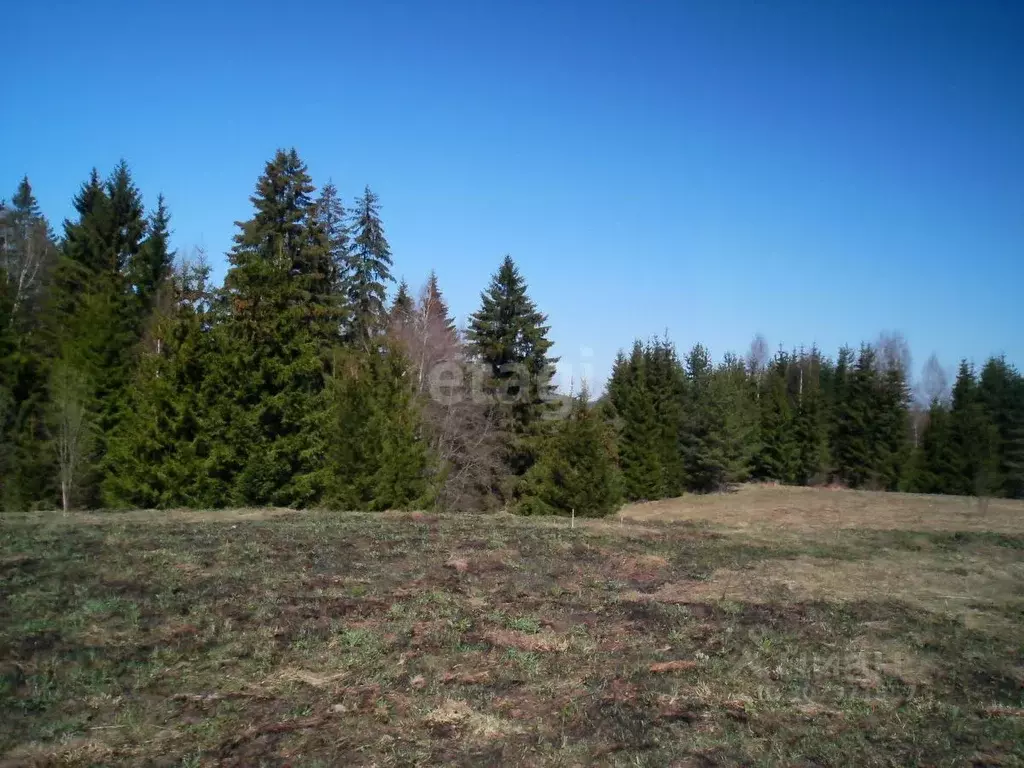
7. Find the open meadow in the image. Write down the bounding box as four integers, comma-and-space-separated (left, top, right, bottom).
2, 485, 1023, 766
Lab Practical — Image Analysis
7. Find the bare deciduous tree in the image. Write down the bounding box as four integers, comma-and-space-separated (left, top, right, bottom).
0, 201, 56, 326
746, 333, 769, 376
51, 359, 93, 512
390, 274, 502, 512
919, 353, 950, 406
875, 330, 912, 376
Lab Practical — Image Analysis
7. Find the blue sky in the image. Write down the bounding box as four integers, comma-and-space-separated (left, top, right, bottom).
4, 0, 1022, 391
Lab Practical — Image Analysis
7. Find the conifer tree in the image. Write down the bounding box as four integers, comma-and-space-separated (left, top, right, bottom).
752, 353, 796, 482
912, 399, 958, 494
218, 149, 334, 506
390, 279, 414, 330
0, 178, 59, 508
607, 343, 664, 500
978, 356, 1024, 498
347, 186, 393, 343
54, 164, 148, 505
516, 386, 621, 517
681, 343, 729, 492
874, 355, 911, 490
103, 255, 215, 508
326, 343, 430, 510
949, 360, 1000, 497
645, 337, 688, 495
791, 348, 829, 485
466, 255, 557, 480
712, 353, 760, 482
315, 180, 350, 294
129, 193, 174, 315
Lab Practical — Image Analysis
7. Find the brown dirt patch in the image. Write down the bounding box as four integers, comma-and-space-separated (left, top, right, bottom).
482, 629, 569, 653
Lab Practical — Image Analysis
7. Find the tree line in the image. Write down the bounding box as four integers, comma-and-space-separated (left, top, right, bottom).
1, 149, 1022, 515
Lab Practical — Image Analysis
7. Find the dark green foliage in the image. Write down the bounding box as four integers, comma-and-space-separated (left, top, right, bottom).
2, 153, 1018, 513
326, 344, 431, 511
315, 180, 350, 295
911, 401, 960, 494
978, 357, 1024, 499
752, 353, 797, 483
347, 186, 393, 343
791, 349, 829, 485
645, 338, 688, 495
466, 255, 558, 481
948, 361, 1000, 497
130, 193, 174, 316
712, 353, 760, 483
607, 343, 664, 500
390, 279, 414, 329
102, 259, 215, 508
516, 387, 621, 517
218, 149, 335, 506
874, 358, 912, 491
0, 178, 59, 509
681, 343, 729, 492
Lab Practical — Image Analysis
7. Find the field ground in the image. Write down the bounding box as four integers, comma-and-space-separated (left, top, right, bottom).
2, 486, 1023, 766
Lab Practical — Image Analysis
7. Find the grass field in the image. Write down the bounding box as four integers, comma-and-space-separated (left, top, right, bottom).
2, 485, 1023, 766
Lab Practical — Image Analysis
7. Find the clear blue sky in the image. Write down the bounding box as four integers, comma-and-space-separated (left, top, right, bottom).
4, 0, 1022, 392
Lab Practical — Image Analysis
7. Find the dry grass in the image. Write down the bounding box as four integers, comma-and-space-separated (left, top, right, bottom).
622, 482, 1024, 533
2, 488, 1023, 766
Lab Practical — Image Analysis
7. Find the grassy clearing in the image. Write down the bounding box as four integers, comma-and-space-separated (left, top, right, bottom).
2, 488, 1023, 766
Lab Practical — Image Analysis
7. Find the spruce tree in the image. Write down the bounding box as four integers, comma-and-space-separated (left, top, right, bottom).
607, 343, 664, 500
466, 255, 558, 480
875, 356, 911, 490
326, 343, 431, 510
0, 178, 58, 508
390, 279, 414, 330
315, 180, 350, 294
949, 360, 1000, 497
791, 348, 829, 485
129, 193, 174, 315
913, 400, 959, 494
517, 386, 621, 517
681, 343, 729, 492
712, 353, 760, 483
54, 164, 148, 505
646, 337, 688, 495
218, 148, 335, 506
347, 186, 393, 343
752, 353, 796, 482
978, 356, 1024, 498
103, 256, 215, 508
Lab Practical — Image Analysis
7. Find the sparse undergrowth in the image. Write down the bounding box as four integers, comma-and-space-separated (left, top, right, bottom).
2, 495, 1023, 766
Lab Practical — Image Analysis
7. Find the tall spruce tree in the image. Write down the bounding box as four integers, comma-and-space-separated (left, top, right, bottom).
978, 356, 1024, 498
217, 148, 334, 506
713, 353, 760, 483
347, 186, 393, 343
949, 360, 1000, 497
607, 342, 664, 499
646, 337, 688, 495
791, 348, 829, 485
681, 343, 729, 492
0, 178, 59, 509
326, 342, 431, 510
466, 255, 557, 482
752, 352, 796, 482
129, 193, 174, 315
103, 256, 215, 508
53, 163, 149, 506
